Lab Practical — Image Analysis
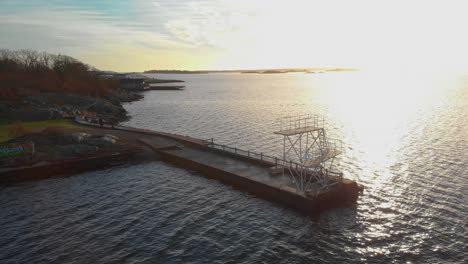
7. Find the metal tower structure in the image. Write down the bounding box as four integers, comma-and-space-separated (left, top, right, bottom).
274, 115, 343, 195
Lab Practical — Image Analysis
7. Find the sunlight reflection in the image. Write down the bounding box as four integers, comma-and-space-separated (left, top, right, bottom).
312, 72, 452, 180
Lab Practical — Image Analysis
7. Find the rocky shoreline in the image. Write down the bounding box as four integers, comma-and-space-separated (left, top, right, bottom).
0, 119, 151, 182
0, 87, 143, 124
0, 75, 188, 125
0, 62, 187, 181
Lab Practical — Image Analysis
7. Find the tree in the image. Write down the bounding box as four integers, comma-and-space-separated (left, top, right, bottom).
0, 49, 116, 99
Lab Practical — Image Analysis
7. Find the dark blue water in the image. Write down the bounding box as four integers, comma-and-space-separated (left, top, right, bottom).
0, 163, 363, 263
1, 72, 466, 263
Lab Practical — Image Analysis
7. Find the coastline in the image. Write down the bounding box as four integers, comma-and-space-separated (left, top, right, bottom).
0, 76, 186, 124
144, 68, 358, 74
0, 76, 185, 182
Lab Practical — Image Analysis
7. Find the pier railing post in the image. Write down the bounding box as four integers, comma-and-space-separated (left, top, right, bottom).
235, 148, 237, 154
247, 150, 250, 157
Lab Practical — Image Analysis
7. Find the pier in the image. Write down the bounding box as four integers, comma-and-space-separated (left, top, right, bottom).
75, 115, 360, 214
1, 116, 361, 214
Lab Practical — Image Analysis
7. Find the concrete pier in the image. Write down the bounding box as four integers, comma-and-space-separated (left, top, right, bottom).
11, 118, 355, 214
137, 137, 360, 214
68, 118, 360, 214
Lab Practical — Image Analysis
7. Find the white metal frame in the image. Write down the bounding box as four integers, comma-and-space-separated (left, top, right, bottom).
274, 115, 343, 195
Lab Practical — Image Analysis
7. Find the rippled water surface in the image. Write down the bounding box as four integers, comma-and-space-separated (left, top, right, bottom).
1, 72, 467, 263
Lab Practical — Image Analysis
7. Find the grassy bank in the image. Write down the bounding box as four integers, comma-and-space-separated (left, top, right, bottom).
0, 119, 78, 142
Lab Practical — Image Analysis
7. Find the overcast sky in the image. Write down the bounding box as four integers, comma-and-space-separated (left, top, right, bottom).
1, 0, 466, 72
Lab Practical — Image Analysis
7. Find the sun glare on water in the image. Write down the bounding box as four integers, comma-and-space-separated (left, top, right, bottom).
312, 71, 458, 174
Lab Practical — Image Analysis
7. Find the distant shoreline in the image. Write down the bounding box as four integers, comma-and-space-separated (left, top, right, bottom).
144, 68, 358, 74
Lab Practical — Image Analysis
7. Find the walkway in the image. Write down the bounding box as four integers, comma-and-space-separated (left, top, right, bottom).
73, 118, 299, 193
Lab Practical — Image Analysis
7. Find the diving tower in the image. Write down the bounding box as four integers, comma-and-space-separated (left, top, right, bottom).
274, 115, 343, 195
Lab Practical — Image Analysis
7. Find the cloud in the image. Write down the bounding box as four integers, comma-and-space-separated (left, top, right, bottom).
0, 0, 467, 71
0, 3, 197, 51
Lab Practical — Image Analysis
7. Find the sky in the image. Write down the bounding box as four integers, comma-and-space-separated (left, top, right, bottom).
0, 0, 467, 72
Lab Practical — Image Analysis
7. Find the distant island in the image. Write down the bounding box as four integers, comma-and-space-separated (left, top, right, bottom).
145, 68, 358, 74
145, 70, 211, 74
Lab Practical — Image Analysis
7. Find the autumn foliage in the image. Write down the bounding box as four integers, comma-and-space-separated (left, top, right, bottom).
0, 49, 117, 100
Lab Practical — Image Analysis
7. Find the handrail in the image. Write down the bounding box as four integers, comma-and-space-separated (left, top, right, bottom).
204, 138, 345, 194
276, 114, 326, 133
204, 138, 342, 166
204, 138, 312, 169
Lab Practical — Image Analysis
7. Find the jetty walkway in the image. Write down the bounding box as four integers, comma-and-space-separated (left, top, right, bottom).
72, 118, 360, 214
0, 118, 360, 213
74, 118, 299, 193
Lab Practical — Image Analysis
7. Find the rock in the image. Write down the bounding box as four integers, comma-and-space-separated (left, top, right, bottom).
2, 91, 138, 123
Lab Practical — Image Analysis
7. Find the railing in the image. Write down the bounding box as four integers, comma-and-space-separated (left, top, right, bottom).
202, 138, 342, 170
276, 114, 326, 132
323, 138, 344, 155
203, 138, 345, 193
203, 138, 303, 168
203, 138, 280, 165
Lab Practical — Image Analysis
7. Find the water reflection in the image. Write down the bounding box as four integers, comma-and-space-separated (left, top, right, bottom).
0, 71, 465, 263
121, 71, 466, 262
314, 72, 454, 175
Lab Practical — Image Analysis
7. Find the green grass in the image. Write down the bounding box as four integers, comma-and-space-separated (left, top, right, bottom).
0, 119, 78, 143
